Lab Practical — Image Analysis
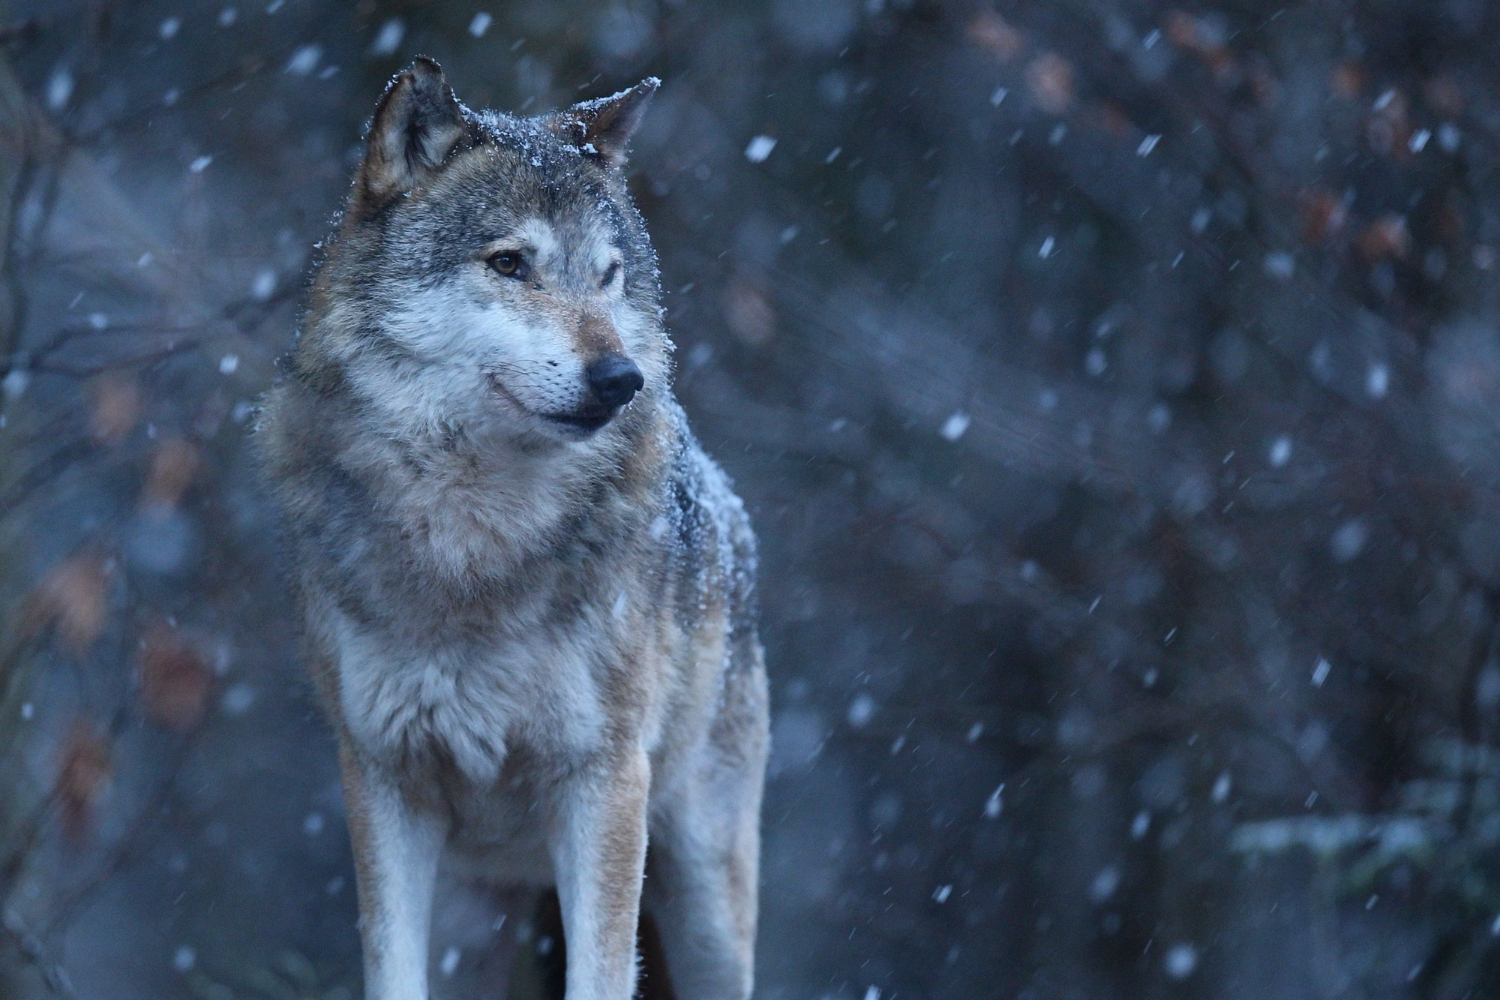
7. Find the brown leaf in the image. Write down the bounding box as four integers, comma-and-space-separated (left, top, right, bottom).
1366, 89, 1411, 157
1086, 103, 1134, 141
1331, 62, 1365, 100
87, 372, 142, 445
1164, 11, 1208, 53
1247, 59, 1280, 107
966, 11, 1025, 63
724, 277, 776, 347
1425, 75, 1463, 118
140, 437, 201, 509
1433, 194, 1464, 244
1357, 214, 1412, 262
1300, 190, 1349, 246
137, 620, 212, 731
57, 721, 112, 839
21, 553, 110, 654
1165, 11, 1236, 80
1026, 52, 1075, 116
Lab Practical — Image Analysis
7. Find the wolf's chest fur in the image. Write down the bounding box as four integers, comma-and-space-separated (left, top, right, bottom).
329, 597, 613, 789
312, 437, 653, 787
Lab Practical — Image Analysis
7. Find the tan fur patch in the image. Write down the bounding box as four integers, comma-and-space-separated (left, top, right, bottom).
575, 311, 625, 356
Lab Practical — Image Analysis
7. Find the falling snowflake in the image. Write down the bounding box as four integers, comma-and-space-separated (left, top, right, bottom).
1312, 657, 1332, 688
252, 269, 276, 301
47, 67, 74, 111
285, 44, 322, 76
846, 692, 876, 728
1164, 943, 1198, 979
940, 411, 971, 441
1269, 435, 1292, 468
371, 18, 405, 55
744, 135, 778, 163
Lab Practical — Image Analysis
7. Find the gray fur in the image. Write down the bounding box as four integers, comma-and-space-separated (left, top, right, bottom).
258, 58, 767, 1000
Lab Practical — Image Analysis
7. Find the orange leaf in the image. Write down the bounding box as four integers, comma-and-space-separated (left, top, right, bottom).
966, 11, 1025, 63
724, 277, 776, 347
1331, 62, 1365, 100
1026, 52, 1075, 116
137, 621, 212, 731
57, 721, 112, 839
87, 372, 142, 445
140, 438, 201, 510
1357, 214, 1411, 262
1300, 191, 1349, 246
22, 554, 110, 654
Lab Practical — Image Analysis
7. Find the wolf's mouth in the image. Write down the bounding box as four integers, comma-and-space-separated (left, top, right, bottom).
543, 408, 615, 433
484, 370, 616, 434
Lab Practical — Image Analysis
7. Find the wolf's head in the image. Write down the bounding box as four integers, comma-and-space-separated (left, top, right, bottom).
304, 58, 667, 448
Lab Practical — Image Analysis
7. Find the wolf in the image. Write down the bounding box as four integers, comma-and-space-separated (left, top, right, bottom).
257, 58, 768, 1000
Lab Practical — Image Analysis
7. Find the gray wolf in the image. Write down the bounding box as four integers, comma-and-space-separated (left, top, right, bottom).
257, 58, 768, 1000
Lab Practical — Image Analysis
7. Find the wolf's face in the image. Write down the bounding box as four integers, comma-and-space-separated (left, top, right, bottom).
326, 60, 666, 446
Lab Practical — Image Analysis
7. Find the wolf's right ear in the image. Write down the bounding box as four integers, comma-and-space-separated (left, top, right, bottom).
550, 78, 659, 168
358, 57, 467, 205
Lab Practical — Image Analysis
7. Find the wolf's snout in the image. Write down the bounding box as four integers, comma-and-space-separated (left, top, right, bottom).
587, 354, 644, 409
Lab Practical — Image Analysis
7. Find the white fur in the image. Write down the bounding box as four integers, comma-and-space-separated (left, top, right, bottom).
381, 285, 589, 420
333, 419, 600, 582
515, 216, 564, 270
356, 775, 446, 1000
328, 598, 610, 786
363, 255, 659, 443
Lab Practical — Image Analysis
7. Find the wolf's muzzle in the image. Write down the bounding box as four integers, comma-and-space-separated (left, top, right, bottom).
586, 353, 645, 410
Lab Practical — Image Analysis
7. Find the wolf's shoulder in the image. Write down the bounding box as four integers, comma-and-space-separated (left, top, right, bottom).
658, 405, 757, 620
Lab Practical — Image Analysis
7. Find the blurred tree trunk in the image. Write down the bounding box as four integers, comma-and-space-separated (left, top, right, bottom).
0, 45, 42, 998
0, 53, 22, 341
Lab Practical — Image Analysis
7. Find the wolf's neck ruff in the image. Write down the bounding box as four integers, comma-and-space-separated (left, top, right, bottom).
298, 334, 666, 589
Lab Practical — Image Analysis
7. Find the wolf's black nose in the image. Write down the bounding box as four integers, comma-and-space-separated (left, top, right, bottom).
587, 354, 644, 409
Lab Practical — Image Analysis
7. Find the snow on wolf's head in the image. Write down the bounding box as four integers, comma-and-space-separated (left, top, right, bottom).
313, 58, 666, 447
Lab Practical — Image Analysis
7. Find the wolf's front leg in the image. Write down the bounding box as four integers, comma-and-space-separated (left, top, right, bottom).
550, 748, 651, 1000
340, 743, 446, 1000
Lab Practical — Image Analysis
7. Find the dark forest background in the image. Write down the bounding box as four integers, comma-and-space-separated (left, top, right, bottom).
4, 1, 1500, 998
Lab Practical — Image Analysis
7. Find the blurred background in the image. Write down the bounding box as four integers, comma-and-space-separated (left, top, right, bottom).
3, 1, 1500, 997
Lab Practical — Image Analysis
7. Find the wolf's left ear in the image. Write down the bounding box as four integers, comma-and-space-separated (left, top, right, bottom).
359, 57, 468, 203
551, 78, 660, 168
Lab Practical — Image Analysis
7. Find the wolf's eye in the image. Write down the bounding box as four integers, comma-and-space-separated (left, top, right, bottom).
601, 261, 621, 289
488, 251, 528, 279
